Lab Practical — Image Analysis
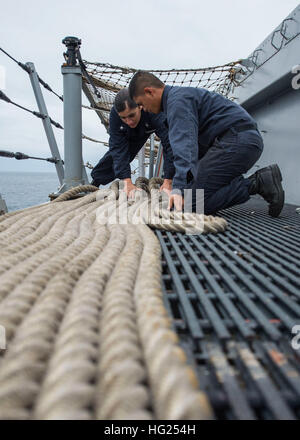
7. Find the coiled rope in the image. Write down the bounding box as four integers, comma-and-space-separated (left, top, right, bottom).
0, 178, 226, 419
49, 177, 227, 235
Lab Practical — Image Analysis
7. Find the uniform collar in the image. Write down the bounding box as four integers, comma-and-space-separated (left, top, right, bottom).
161, 85, 171, 113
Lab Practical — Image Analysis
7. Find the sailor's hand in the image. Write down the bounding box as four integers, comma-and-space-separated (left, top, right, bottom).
123, 178, 141, 199
168, 193, 184, 211
159, 178, 172, 196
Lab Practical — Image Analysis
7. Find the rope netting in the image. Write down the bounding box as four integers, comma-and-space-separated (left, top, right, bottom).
0, 178, 227, 420
83, 59, 244, 130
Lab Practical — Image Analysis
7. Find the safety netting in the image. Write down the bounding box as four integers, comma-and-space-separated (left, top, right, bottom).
80, 59, 246, 173
82, 59, 244, 132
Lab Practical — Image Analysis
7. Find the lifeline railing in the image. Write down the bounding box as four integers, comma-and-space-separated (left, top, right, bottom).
0, 42, 108, 195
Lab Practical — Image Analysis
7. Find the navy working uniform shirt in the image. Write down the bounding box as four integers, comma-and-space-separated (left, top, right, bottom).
161, 85, 256, 192
109, 106, 175, 180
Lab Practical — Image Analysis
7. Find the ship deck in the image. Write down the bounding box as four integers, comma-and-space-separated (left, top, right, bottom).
158, 196, 300, 419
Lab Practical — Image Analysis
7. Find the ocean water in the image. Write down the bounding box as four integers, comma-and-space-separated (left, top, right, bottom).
0, 172, 61, 212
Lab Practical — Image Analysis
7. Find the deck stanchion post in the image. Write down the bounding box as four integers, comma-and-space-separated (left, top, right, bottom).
149, 134, 155, 179
138, 145, 145, 178
26, 62, 65, 185
60, 36, 84, 190
154, 142, 164, 178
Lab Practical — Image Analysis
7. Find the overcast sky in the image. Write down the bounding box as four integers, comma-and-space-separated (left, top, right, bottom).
0, 0, 299, 174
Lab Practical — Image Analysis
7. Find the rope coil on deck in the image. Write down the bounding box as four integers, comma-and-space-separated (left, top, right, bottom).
50, 177, 227, 235
0, 178, 223, 419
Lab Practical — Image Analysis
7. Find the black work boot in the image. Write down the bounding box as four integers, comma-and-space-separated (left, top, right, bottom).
248, 164, 284, 217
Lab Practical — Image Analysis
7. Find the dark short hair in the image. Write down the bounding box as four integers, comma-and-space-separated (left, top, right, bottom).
129, 71, 164, 99
114, 88, 138, 113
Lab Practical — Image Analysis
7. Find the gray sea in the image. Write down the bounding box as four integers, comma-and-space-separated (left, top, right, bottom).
0, 172, 61, 212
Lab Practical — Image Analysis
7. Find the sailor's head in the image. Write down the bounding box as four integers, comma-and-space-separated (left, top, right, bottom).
129, 71, 165, 114
114, 88, 141, 128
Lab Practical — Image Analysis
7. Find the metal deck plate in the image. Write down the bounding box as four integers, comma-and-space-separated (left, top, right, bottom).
157, 196, 300, 420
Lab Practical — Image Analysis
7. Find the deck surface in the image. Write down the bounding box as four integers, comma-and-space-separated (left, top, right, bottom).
157, 196, 300, 420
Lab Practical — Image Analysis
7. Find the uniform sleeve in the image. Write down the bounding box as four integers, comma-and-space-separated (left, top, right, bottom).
150, 114, 175, 179
108, 108, 131, 179
166, 92, 199, 191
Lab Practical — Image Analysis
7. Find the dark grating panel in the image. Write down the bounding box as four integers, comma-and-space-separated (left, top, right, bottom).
156, 197, 300, 420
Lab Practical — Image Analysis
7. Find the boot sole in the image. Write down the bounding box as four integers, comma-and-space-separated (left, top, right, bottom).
269, 164, 284, 217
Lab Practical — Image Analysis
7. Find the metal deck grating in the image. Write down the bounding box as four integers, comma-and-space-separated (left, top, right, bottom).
157, 196, 300, 420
